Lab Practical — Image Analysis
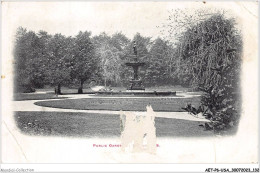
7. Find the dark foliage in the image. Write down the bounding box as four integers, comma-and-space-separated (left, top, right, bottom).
178, 13, 242, 132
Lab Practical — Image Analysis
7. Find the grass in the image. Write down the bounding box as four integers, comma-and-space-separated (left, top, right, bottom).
35, 97, 201, 112
14, 111, 213, 138
13, 93, 67, 101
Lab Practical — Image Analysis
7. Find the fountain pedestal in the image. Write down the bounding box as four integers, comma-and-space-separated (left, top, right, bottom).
125, 62, 145, 90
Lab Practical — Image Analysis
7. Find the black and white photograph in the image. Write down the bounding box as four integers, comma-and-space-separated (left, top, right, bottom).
1, 1, 258, 171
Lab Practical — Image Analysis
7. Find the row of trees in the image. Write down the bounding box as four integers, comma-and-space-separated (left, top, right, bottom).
14, 28, 179, 93
14, 29, 96, 94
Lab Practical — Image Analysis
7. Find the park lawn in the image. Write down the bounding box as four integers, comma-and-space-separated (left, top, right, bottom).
13, 93, 67, 101
34, 97, 201, 112
14, 111, 213, 138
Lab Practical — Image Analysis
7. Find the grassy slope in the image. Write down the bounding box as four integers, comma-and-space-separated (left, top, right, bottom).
34, 97, 201, 112
14, 111, 213, 138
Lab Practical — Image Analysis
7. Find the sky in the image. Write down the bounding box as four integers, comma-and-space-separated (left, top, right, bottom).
4, 2, 174, 39
2, 1, 258, 40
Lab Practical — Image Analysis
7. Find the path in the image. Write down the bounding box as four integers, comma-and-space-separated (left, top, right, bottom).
12, 92, 209, 122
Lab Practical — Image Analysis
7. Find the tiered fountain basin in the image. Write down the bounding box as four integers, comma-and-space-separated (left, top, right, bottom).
125, 61, 145, 91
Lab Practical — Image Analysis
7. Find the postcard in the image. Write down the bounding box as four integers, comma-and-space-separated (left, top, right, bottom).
1, 1, 258, 171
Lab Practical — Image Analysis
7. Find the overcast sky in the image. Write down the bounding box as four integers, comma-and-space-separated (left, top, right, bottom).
2, 1, 258, 40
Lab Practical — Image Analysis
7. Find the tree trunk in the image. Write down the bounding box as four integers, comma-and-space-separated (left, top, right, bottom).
78, 80, 84, 94
55, 84, 61, 95
57, 84, 61, 95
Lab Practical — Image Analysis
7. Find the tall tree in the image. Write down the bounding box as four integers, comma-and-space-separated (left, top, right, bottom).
166, 10, 242, 132
93, 32, 128, 87
147, 38, 173, 85
46, 34, 72, 94
14, 27, 30, 92
14, 28, 44, 92
70, 31, 98, 93
33, 30, 52, 88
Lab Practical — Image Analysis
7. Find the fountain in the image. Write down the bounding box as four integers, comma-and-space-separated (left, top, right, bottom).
125, 41, 145, 91
89, 40, 176, 96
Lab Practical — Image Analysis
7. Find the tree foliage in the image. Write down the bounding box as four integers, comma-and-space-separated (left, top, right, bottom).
14, 29, 179, 91
147, 38, 173, 85
70, 31, 97, 93
165, 10, 242, 132
14, 28, 46, 92
93, 32, 129, 87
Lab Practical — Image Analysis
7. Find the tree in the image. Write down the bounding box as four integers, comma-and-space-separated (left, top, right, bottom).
33, 30, 52, 88
46, 34, 72, 94
165, 10, 242, 132
70, 31, 98, 93
14, 28, 44, 92
147, 38, 173, 85
109, 32, 130, 86
93, 32, 128, 87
